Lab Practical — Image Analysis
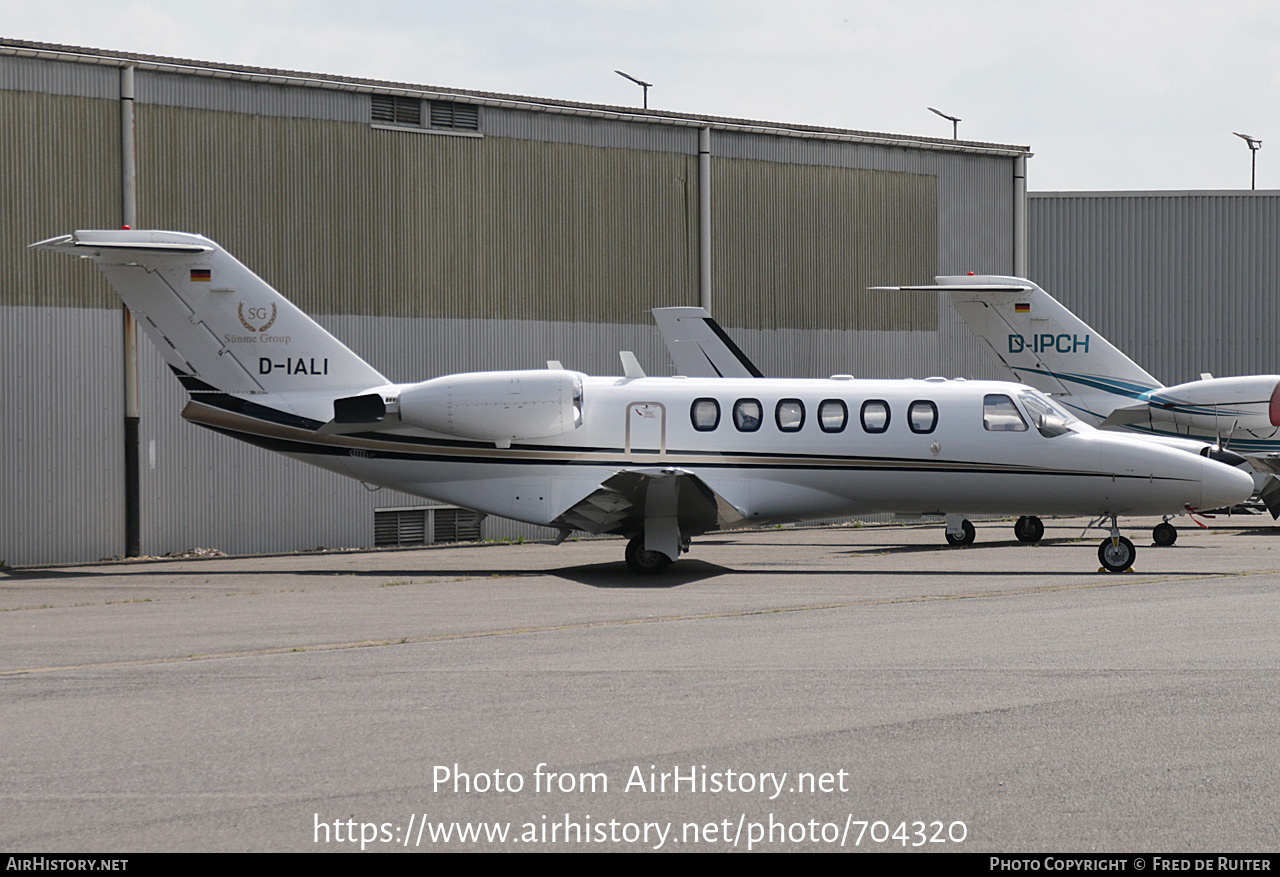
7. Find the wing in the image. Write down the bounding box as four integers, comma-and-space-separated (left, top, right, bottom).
553, 467, 748, 560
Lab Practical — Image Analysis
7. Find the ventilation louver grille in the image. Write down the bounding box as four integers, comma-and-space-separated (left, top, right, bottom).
375, 507, 482, 547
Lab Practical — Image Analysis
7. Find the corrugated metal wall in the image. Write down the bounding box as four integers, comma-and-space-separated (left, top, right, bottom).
1, 47, 1022, 564
0, 81, 125, 565
712, 157, 937, 332
138, 105, 701, 323
1, 308, 124, 564
1029, 192, 1280, 386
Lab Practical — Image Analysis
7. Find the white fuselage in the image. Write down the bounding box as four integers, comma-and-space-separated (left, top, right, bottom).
183, 374, 1251, 533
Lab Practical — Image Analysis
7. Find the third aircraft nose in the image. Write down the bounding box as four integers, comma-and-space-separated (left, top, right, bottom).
1199, 457, 1256, 511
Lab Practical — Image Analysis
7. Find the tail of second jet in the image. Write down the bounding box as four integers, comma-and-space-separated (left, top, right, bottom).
880, 275, 1163, 423
31, 230, 388, 398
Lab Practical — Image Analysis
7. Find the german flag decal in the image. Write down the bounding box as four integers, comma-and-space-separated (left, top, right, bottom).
190, 268, 212, 282
1014, 302, 1030, 313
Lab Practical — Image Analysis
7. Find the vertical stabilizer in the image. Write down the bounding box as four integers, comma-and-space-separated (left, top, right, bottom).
933, 275, 1161, 401
31, 230, 388, 394
651, 307, 763, 378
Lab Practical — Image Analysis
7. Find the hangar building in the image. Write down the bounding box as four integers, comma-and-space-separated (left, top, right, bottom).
1, 37, 1030, 564
1028, 190, 1280, 387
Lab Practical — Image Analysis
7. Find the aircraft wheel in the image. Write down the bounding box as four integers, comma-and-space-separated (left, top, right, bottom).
1014, 515, 1045, 543
625, 536, 673, 574
1152, 522, 1178, 547
1098, 536, 1136, 573
944, 519, 976, 547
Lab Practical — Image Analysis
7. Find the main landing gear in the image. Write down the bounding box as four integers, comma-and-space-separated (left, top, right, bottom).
1152, 520, 1178, 547
1014, 515, 1045, 543
944, 518, 976, 547
943, 515, 1045, 547
625, 535, 673, 574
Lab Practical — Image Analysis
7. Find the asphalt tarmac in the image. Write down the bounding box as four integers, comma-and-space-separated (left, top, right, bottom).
3, 516, 1279, 852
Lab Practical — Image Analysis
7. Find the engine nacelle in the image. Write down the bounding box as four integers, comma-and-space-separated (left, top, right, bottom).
1146, 375, 1280, 435
397, 370, 584, 445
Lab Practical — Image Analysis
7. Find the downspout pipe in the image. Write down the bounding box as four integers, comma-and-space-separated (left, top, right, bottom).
1013, 153, 1028, 277
699, 126, 712, 313
121, 65, 140, 558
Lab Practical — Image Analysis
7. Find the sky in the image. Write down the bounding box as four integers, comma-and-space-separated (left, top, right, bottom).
4, 0, 1279, 192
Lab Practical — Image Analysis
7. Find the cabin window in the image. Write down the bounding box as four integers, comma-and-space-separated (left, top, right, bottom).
908, 400, 938, 434
860, 400, 891, 433
818, 399, 848, 433
983, 394, 1028, 432
691, 398, 720, 431
776, 399, 805, 432
733, 399, 763, 432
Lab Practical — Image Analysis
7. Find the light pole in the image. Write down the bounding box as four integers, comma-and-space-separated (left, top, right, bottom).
928, 106, 961, 139
1234, 132, 1262, 190
615, 70, 653, 109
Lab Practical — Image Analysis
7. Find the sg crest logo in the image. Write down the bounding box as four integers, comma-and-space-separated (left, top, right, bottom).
238, 302, 278, 333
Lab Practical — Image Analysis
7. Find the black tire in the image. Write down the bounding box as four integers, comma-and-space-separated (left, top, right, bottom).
1014, 515, 1045, 543
625, 535, 673, 574
944, 519, 976, 547
1098, 536, 1136, 573
1152, 522, 1178, 547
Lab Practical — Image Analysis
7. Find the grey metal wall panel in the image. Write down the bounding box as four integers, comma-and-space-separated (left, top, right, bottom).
136, 68, 367, 123
0, 308, 123, 566
1029, 192, 1280, 386
0, 53, 118, 100
137, 336, 382, 556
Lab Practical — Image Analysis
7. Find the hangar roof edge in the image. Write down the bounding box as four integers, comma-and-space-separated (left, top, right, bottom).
0, 36, 1031, 159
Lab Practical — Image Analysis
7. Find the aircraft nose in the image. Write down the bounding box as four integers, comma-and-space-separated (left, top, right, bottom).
1199, 457, 1255, 511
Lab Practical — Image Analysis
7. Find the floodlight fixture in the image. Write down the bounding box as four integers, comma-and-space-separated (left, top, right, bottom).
928, 106, 961, 139
615, 70, 653, 109
1234, 132, 1262, 190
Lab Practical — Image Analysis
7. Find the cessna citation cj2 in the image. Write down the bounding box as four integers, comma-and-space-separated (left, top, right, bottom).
34, 231, 1253, 574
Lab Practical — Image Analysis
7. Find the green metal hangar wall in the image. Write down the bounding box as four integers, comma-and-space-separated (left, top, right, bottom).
0, 38, 1031, 564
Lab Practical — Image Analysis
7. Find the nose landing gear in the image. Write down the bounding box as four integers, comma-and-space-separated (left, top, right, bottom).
1097, 516, 1136, 573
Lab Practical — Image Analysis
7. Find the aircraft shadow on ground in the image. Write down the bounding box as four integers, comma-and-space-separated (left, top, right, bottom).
552, 560, 730, 589
0, 536, 1211, 584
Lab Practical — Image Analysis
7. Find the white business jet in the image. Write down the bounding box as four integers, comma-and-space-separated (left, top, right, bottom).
886, 276, 1280, 535
32, 231, 1253, 573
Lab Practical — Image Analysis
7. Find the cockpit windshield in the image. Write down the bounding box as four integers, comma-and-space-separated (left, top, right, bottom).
1018, 390, 1080, 438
